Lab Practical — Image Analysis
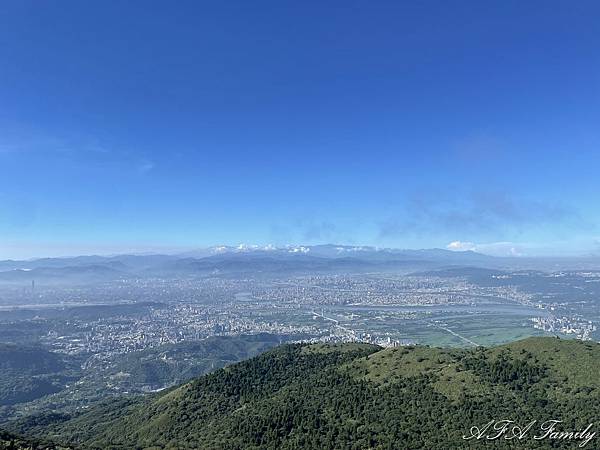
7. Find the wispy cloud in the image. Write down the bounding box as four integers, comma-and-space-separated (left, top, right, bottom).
378, 190, 588, 240
302, 220, 337, 241
0, 135, 69, 155
137, 160, 155, 174
270, 219, 354, 245
0, 125, 158, 175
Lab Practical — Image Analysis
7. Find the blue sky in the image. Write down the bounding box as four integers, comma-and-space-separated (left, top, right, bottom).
1, 1, 599, 258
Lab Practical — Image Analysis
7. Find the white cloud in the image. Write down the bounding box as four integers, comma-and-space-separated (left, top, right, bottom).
446, 241, 476, 251
447, 241, 526, 257
287, 245, 310, 253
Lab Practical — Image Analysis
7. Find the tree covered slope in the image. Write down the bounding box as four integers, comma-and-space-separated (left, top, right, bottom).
0, 345, 81, 407
0, 429, 74, 450
9, 337, 600, 449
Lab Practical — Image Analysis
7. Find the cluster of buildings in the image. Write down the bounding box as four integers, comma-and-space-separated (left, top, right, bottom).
531, 316, 597, 341
251, 275, 490, 306
43, 302, 320, 356
3, 270, 598, 362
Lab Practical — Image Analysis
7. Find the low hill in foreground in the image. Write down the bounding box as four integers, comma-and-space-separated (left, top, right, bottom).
0, 334, 295, 425
6, 337, 600, 449
0, 429, 74, 450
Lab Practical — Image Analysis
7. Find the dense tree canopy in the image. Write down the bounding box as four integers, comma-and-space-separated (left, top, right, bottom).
5, 337, 600, 449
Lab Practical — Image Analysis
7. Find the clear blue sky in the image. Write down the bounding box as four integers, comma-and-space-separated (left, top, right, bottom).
1, 1, 599, 258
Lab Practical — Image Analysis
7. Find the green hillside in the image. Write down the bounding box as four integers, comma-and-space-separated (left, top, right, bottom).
85, 333, 290, 392
0, 429, 74, 450
8, 337, 600, 449
0, 334, 290, 423
0, 345, 81, 407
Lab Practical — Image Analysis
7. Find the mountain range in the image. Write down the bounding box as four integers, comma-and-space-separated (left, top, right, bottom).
0, 245, 499, 285
2, 245, 599, 286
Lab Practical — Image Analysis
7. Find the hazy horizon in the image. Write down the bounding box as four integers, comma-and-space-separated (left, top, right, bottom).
2, 241, 600, 261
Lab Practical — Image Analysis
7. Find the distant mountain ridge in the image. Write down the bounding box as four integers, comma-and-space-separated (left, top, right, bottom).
0, 246, 498, 284
2, 245, 599, 285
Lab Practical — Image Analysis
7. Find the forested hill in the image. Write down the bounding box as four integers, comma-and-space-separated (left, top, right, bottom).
7, 337, 600, 449
0, 429, 74, 450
